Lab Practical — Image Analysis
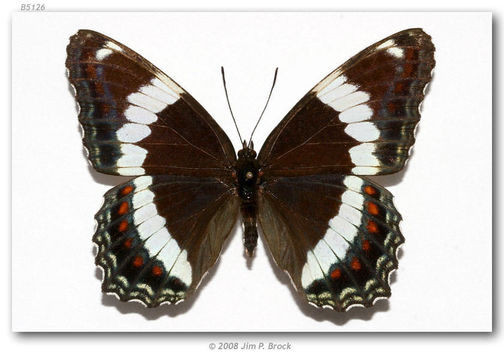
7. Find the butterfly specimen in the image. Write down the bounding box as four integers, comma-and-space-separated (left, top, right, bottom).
66, 28, 435, 311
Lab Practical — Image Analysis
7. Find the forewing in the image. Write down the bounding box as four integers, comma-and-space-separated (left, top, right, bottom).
94, 175, 239, 306
258, 28, 435, 176
66, 30, 236, 177
258, 175, 403, 311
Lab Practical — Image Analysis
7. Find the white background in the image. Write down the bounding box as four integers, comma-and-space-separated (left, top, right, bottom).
11, 11, 491, 332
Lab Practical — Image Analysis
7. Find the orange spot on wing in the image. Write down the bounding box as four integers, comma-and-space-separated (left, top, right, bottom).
362, 239, 371, 251
330, 268, 341, 279
83, 64, 104, 95
118, 201, 129, 215
121, 185, 134, 196
394, 81, 405, 94
351, 257, 361, 271
405, 48, 417, 61
364, 185, 377, 196
95, 81, 104, 96
85, 63, 96, 77
152, 265, 163, 276
403, 63, 414, 77
387, 101, 397, 114
367, 220, 379, 233
367, 202, 379, 215
132, 256, 143, 267
99, 103, 112, 117
118, 220, 128, 232
123, 238, 133, 249
82, 48, 95, 62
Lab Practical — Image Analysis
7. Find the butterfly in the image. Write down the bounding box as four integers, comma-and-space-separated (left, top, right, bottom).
66, 28, 435, 311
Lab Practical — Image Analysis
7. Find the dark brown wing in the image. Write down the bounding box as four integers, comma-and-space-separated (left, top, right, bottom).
66, 30, 236, 177
94, 175, 239, 306
258, 28, 435, 176
258, 175, 403, 311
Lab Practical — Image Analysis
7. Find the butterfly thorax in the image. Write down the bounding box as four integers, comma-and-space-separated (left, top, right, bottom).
234, 146, 262, 256
235, 147, 261, 201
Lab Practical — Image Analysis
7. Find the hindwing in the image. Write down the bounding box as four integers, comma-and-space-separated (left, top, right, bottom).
258, 175, 403, 310
94, 175, 239, 306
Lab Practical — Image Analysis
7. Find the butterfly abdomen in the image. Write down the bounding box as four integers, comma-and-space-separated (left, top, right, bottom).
241, 202, 258, 256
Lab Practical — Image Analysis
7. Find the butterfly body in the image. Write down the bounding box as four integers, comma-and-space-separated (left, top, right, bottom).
234, 144, 262, 255
66, 28, 435, 311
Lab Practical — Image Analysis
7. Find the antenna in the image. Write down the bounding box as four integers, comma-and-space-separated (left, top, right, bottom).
249, 67, 278, 146
221, 66, 243, 144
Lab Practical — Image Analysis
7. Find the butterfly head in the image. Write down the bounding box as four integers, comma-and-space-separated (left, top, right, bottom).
237, 140, 257, 160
